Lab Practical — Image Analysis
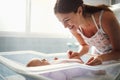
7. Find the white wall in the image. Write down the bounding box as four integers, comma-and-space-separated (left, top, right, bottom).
84, 0, 111, 5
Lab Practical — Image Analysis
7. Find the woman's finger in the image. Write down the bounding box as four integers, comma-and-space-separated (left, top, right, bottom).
67, 50, 73, 58
86, 57, 102, 66
86, 57, 94, 64
88, 60, 102, 66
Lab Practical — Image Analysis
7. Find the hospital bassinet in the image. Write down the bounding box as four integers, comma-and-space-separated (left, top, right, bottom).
0, 51, 120, 80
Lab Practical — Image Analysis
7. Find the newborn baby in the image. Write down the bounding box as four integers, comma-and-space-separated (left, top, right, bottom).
26, 58, 83, 67
26, 58, 106, 76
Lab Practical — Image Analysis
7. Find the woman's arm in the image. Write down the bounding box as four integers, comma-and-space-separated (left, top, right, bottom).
68, 27, 90, 59
87, 11, 120, 66
99, 11, 120, 61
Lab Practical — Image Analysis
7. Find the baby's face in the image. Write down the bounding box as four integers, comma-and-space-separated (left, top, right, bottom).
40, 59, 50, 65
27, 59, 50, 67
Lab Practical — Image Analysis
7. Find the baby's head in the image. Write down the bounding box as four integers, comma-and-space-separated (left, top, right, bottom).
26, 58, 50, 67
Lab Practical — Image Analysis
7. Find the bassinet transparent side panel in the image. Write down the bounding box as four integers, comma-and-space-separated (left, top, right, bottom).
0, 63, 17, 79
0, 52, 53, 80
0, 63, 25, 80
0, 74, 6, 80
0, 63, 50, 80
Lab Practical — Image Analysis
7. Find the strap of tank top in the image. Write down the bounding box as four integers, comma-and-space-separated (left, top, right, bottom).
91, 15, 99, 30
91, 10, 104, 30
99, 10, 104, 28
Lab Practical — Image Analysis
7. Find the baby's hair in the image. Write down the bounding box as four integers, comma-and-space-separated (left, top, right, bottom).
26, 58, 41, 67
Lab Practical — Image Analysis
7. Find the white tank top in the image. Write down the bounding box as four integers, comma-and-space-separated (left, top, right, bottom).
77, 10, 112, 54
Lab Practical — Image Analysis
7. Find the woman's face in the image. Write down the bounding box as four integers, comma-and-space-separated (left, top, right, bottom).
55, 8, 84, 31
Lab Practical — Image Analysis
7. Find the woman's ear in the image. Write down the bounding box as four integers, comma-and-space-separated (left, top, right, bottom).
77, 6, 83, 15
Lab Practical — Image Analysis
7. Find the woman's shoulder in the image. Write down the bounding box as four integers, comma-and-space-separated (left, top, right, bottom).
94, 10, 114, 22
94, 10, 115, 27
102, 10, 115, 19
100, 10, 120, 35
102, 10, 119, 27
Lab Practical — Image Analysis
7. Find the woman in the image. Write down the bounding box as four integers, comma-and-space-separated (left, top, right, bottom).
54, 0, 120, 65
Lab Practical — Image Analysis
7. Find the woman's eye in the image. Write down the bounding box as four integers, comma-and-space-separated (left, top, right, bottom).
63, 19, 70, 23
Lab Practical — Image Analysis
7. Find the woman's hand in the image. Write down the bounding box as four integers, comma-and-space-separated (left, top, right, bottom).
67, 50, 80, 59
86, 56, 102, 66
67, 50, 84, 63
